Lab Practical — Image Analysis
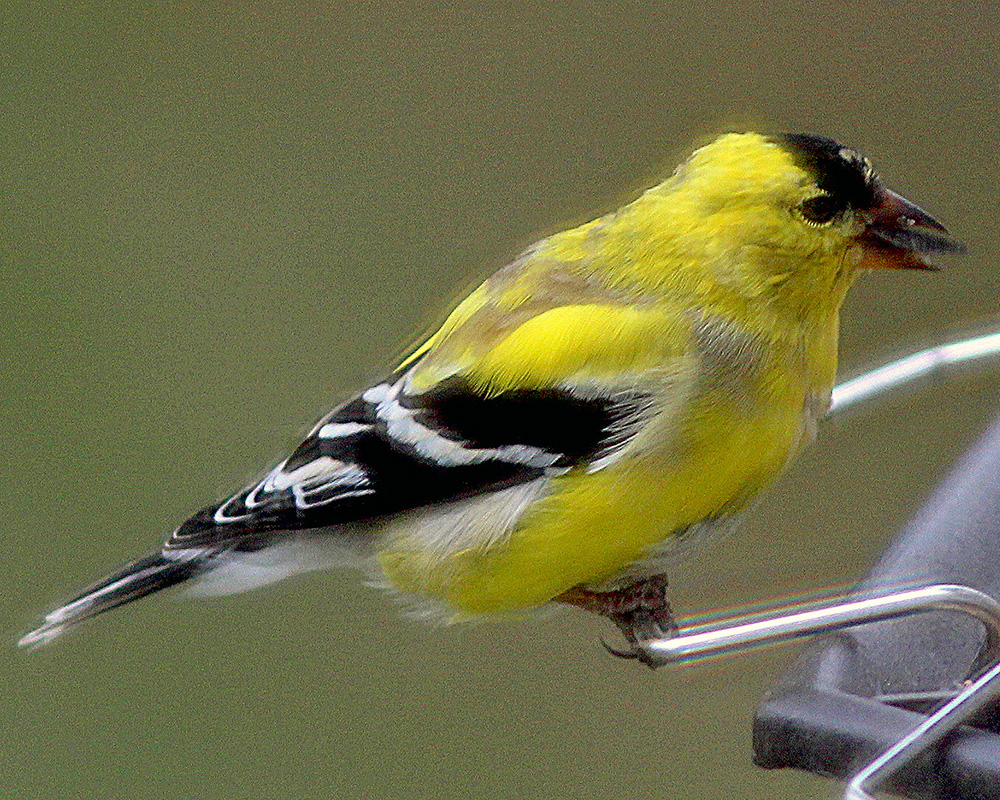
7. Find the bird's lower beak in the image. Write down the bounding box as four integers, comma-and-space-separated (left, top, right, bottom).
856, 188, 965, 270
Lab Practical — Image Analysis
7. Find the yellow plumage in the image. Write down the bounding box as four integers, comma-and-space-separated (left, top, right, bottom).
20, 131, 963, 652
379, 133, 853, 615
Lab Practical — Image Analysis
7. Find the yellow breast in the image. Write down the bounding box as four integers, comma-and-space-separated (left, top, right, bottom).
377, 315, 838, 618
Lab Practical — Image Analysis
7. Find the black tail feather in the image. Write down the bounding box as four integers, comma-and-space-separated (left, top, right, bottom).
18, 553, 203, 648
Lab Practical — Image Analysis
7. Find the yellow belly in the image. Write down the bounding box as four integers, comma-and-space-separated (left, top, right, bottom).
376, 388, 813, 617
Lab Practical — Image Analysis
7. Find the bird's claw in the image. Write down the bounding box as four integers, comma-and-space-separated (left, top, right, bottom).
558, 576, 676, 668
599, 635, 662, 669
600, 635, 639, 659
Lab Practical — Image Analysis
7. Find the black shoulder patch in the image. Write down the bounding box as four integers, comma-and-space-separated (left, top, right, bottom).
778, 133, 880, 211
403, 377, 649, 467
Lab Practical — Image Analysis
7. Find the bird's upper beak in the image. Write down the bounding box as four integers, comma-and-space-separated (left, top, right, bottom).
856, 187, 965, 270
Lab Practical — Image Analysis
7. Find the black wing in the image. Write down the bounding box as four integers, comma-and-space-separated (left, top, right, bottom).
167, 374, 652, 552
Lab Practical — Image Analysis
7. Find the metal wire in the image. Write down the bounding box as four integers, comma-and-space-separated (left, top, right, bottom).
832, 327, 1000, 798
645, 584, 1000, 668
640, 582, 1000, 798
846, 656, 1000, 800
829, 329, 1000, 416
640, 327, 1000, 798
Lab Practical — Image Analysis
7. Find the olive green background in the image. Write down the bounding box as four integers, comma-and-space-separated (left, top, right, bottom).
3, 4, 999, 799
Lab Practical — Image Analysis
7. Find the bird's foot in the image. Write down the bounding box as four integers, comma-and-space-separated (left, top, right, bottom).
557, 575, 678, 669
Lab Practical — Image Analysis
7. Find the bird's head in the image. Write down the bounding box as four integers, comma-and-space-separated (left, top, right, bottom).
775, 132, 964, 271
650, 132, 964, 313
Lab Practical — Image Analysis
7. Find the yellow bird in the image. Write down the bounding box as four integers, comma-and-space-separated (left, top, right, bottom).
20, 132, 963, 661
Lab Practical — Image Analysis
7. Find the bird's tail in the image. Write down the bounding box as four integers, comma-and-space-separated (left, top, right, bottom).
18, 553, 204, 649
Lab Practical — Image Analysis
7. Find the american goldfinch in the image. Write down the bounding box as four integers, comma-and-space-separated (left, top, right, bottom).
20, 132, 963, 660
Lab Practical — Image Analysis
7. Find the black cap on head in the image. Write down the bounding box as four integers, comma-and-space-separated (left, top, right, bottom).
778, 133, 881, 212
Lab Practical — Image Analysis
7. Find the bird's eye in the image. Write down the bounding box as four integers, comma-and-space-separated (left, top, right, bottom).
798, 193, 845, 225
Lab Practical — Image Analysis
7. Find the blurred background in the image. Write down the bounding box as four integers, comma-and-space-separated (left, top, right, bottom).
3, 3, 998, 798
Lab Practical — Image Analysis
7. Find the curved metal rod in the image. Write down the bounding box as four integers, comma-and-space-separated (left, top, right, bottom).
639, 583, 1000, 799
826, 327, 1000, 797
846, 657, 1000, 800
645, 583, 1000, 669
641, 329, 1000, 794
829, 328, 1000, 416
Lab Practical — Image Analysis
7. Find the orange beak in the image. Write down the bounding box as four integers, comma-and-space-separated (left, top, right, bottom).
857, 188, 965, 270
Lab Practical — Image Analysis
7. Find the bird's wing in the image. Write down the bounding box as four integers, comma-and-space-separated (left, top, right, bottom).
168, 218, 696, 553
165, 332, 664, 553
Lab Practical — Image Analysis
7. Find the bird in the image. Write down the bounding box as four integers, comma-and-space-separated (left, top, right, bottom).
19, 132, 963, 663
